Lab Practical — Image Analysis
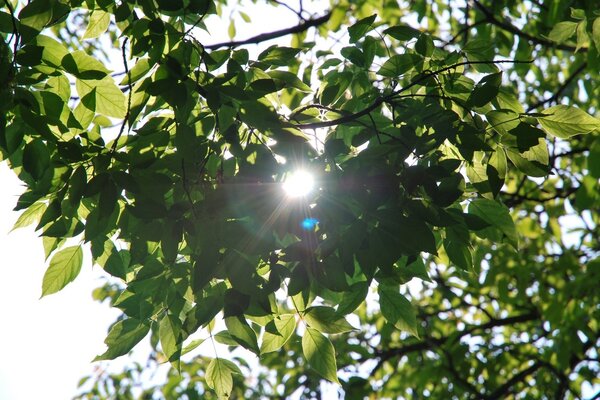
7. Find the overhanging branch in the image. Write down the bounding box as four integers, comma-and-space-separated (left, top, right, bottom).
471, 0, 582, 53
204, 12, 332, 50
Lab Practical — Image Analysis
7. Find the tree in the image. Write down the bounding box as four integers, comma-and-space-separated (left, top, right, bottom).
1, 0, 599, 398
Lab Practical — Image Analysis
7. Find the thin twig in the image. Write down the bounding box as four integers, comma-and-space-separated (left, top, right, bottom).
110, 38, 132, 155
471, 0, 581, 52
294, 59, 532, 130
526, 62, 587, 111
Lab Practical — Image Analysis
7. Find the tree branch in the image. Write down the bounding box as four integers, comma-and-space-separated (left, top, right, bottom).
487, 362, 542, 399
293, 59, 532, 130
526, 62, 588, 111
204, 12, 332, 50
470, 0, 581, 53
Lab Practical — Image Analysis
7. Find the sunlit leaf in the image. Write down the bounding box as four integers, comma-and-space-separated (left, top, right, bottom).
302, 327, 340, 384
41, 245, 83, 297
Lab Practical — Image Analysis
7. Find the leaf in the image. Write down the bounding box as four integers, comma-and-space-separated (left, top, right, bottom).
83, 10, 110, 39
76, 78, 126, 118
267, 70, 312, 92
40, 245, 83, 297
181, 338, 205, 356
302, 327, 340, 384
468, 198, 518, 249
258, 46, 301, 67
120, 58, 151, 85
260, 314, 296, 354
537, 105, 600, 138
486, 109, 520, 135
94, 318, 150, 361
336, 281, 369, 316
159, 314, 182, 368
377, 53, 420, 77
547, 21, 577, 44
348, 14, 376, 43
304, 306, 355, 334
468, 72, 502, 107
63, 51, 110, 79
11, 202, 46, 231
575, 20, 589, 52
22, 139, 50, 180
206, 358, 234, 399
415, 33, 434, 57
593, 17, 600, 52
378, 284, 419, 337
383, 25, 421, 41
224, 316, 259, 354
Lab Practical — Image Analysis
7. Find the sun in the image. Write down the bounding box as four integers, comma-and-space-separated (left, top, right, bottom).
282, 170, 315, 198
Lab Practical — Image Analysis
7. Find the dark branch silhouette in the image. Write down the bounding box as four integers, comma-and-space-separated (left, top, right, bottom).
204, 12, 332, 50
471, 0, 582, 53
527, 62, 588, 111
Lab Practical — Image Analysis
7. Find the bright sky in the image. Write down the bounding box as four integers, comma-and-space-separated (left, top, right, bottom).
0, 163, 121, 400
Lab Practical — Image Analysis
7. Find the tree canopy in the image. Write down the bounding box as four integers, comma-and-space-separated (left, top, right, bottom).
1, 0, 599, 398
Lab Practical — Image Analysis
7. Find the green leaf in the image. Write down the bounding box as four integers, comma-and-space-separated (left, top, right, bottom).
575, 20, 589, 52
83, 10, 110, 39
383, 25, 421, 41
593, 17, 600, 52
468, 72, 502, 107
224, 316, 259, 354
260, 314, 296, 354
377, 53, 420, 77
415, 33, 434, 57
76, 78, 126, 118
258, 46, 301, 67
206, 358, 234, 399
468, 198, 518, 249
120, 58, 151, 85
181, 338, 205, 356
336, 281, 369, 316
18, 0, 53, 43
62, 51, 110, 79
486, 109, 520, 135
41, 245, 83, 297
537, 105, 600, 138
348, 14, 376, 43
547, 21, 577, 44
22, 139, 50, 180
11, 202, 46, 231
302, 327, 340, 384
34, 35, 69, 68
159, 314, 182, 368
378, 284, 419, 337
267, 70, 312, 92
304, 306, 355, 334
94, 318, 150, 361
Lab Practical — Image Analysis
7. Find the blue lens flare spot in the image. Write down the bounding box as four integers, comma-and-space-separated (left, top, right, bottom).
301, 218, 319, 230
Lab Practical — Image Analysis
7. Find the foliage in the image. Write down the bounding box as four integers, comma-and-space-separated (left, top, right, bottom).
1, 0, 600, 398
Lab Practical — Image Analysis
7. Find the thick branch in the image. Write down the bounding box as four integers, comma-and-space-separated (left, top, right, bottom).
204, 12, 332, 50
471, 0, 581, 53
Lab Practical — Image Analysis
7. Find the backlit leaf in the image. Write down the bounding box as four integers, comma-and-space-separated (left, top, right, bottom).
302, 327, 340, 384
260, 314, 296, 354
378, 284, 419, 337
537, 105, 600, 138
94, 318, 150, 361
41, 245, 83, 297
83, 10, 110, 39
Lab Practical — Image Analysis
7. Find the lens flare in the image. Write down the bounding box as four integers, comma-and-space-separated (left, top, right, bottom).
301, 218, 319, 230
282, 170, 314, 197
